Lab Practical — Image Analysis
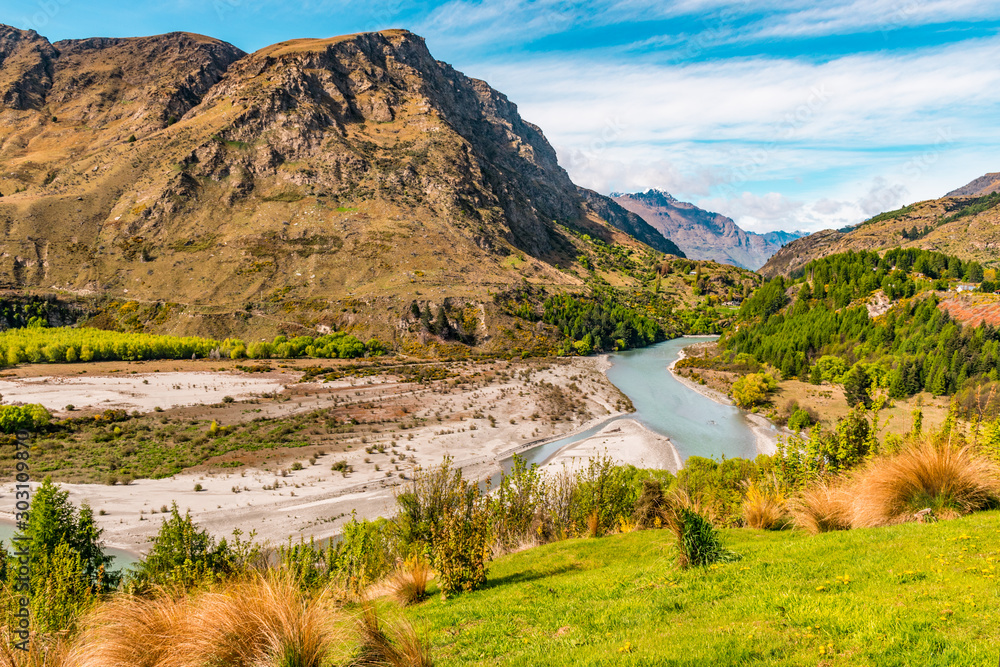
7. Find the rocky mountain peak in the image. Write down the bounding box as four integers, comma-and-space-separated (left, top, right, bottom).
0, 24, 58, 110
946, 172, 1000, 198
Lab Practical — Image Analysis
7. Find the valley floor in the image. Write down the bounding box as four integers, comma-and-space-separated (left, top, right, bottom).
0, 355, 681, 554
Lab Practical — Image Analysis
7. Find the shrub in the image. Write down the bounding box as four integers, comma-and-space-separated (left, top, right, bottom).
789, 483, 852, 534
430, 486, 491, 596
570, 454, 640, 536
390, 556, 432, 606
851, 439, 1000, 527
662, 503, 736, 568
741, 482, 787, 530
787, 408, 813, 432
489, 455, 545, 549
335, 517, 398, 594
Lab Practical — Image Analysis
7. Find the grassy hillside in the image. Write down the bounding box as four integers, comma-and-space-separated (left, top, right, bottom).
762, 192, 1000, 278
408, 512, 1000, 666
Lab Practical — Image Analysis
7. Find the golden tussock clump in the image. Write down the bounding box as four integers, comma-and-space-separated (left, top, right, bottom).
65, 573, 334, 667
789, 483, 853, 535
56, 572, 433, 667
742, 482, 787, 530
850, 439, 1000, 528
349, 603, 434, 667
389, 556, 432, 607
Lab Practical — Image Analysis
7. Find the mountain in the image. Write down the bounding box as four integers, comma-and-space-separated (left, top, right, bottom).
761, 175, 1000, 278
576, 188, 684, 257
611, 190, 803, 271
0, 25, 697, 346
946, 172, 1000, 197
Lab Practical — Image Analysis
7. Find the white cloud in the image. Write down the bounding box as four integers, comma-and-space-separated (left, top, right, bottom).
454, 37, 1000, 231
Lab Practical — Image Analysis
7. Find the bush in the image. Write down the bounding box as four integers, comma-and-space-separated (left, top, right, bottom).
570, 455, 641, 536
789, 483, 852, 534
490, 455, 545, 549
851, 439, 1000, 527
431, 492, 490, 596
663, 503, 736, 568
335, 517, 398, 593
787, 408, 814, 432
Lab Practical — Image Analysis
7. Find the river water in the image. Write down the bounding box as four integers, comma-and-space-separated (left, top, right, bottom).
502, 336, 761, 475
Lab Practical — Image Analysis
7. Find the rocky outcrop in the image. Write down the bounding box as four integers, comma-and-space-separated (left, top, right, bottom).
612, 190, 802, 270
577, 187, 684, 257
0, 26, 57, 110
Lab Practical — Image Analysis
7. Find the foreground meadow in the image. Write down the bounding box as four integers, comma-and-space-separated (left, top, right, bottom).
408, 511, 1000, 666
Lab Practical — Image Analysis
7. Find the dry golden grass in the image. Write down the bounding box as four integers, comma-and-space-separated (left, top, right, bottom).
789, 483, 853, 535
742, 482, 787, 530
349, 604, 433, 667
64, 592, 186, 667
65, 573, 338, 667
586, 510, 601, 538
0, 633, 68, 667
851, 439, 1000, 527
389, 557, 432, 606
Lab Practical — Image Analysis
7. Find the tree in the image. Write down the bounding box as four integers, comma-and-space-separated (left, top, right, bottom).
731, 373, 776, 409
131, 503, 228, 589
434, 306, 450, 337
843, 364, 872, 408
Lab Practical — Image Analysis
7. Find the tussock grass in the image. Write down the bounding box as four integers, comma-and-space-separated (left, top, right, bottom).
350, 604, 433, 667
0, 633, 68, 667
741, 482, 787, 530
851, 439, 1000, 527
66, 574, 337, 667
390, 557, 432, 606
789, 483, 853, 534
65, 592, 186, 667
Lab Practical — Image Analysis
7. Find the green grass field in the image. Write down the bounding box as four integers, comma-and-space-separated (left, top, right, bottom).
408, 511, 1000, 665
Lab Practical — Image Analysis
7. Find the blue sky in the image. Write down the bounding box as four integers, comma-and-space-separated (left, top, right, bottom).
4, 0, 1000, 232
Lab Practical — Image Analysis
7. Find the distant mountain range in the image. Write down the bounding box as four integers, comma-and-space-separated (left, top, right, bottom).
761, 172, 1000, 278
610, 190, 804, 270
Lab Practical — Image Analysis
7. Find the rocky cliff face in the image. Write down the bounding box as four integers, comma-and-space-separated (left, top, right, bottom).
612, 190, 801, 270
576, 188, 684, 257
0, 25, 686, 342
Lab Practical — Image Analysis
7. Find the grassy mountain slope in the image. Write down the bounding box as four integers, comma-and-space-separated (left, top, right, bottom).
762, 185, 1000, 279
0, 26, 716, 350
408, 511, 1000, 665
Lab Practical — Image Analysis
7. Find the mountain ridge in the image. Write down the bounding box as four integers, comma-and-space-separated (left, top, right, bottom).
611, 189, 803, 270
0, 24, 714, 350
760, 172, 1000, 278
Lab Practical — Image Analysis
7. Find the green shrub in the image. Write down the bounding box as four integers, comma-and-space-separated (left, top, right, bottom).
664, 505, 737, 568
335, 517, 398, 593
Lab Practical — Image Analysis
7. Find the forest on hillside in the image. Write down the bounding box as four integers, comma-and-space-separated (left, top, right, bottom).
723, 249, 1000, 403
